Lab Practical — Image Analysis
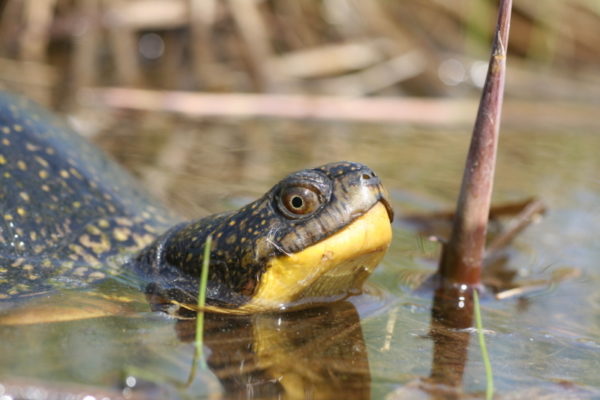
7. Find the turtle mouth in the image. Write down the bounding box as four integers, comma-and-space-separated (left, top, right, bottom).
241, 200, 393, 312
378, 193, 395, 223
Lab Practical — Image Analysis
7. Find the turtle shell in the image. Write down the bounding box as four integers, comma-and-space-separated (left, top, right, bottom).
0, 92, 177, 299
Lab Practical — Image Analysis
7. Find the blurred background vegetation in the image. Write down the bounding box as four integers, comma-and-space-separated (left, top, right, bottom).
0, 0, 598, 216
1, 0, 599, 101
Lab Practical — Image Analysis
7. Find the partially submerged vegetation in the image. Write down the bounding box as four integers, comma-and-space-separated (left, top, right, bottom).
473, 290, 494, 400
437, 0, 513, 288
194, 235, 212, 369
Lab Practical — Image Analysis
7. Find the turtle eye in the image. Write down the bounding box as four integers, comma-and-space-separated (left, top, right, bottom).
279, 185, 322, 217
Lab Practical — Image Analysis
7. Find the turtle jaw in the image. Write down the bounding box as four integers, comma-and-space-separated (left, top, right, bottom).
241, 201, 392, 311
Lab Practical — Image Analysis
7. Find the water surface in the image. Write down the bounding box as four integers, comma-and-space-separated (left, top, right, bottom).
1, 117, 599, 399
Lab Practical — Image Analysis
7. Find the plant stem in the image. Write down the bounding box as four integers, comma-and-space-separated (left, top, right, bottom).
438, 0, 513, 287
195, 235, 212, 369
473, 290, 494, 400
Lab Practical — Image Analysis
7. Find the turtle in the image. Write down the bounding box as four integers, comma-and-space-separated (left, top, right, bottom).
0, 91, 394, 314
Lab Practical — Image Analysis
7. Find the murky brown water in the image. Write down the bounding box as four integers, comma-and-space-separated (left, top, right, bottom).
1, 114, 599, 399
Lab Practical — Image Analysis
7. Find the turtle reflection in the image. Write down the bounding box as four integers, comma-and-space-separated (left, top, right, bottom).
175, 301, 371, 399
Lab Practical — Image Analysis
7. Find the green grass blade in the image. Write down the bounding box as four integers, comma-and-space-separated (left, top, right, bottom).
195, 235, 212, 368
473, 289, 494, 400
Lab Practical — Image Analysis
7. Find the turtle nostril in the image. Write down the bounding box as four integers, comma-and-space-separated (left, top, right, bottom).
360, 171, 379, 183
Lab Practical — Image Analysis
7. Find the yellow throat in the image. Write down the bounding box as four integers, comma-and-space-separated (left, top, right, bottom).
245, 201, 392, 311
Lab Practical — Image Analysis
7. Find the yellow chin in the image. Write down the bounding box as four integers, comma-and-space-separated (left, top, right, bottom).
242, 201, 392, 311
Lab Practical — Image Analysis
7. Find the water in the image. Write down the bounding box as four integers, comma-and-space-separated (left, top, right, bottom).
1, 116, 599, 399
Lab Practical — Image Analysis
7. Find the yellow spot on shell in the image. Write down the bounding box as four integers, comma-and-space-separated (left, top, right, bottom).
19, 192, 30, 202
113, 227, 131, 241
13, 124, 23, 132
1, 138, 9, 145
39, 170, 48, 179
29, 231, 37, 241
41, 184, 50, 192
4, 214, 13, 221
11, 258, 25, 267
69, 168, 83, 179
1, 126, 10, 134
0, 155, 6, 164
68, 244, 100, 266
86, 225, 102, 235
132, 233, 155, 248
88, 271, 106, 280
116, 218, 133, 227
229, 220, 236, 226
143, 224, 157, 233
35, 156, 49, 167
98, 219, 109, 228
73, 201, 81, 208
17, 160, 27, 170
80, 234, 111, 255
16, 207, 26, 216
26, 143, 39, 151
226, 234, 237, 244
60, 170, 69, 178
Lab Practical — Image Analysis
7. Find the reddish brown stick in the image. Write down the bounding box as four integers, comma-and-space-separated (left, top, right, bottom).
438, 0, 513, 287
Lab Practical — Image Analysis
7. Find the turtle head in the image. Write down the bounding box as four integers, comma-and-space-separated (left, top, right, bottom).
138, 161, 394, 312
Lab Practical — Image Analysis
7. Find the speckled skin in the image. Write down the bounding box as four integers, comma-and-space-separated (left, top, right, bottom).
137, 163, 392, 308
0, 92, 175, 299
0, 92, 392, 309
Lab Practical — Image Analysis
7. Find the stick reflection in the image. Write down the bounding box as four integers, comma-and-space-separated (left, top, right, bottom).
427, 286, 474, 389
